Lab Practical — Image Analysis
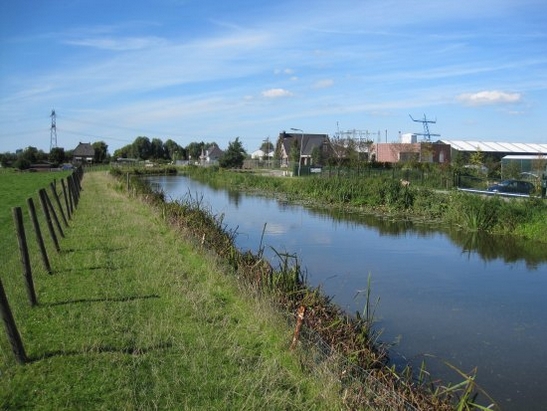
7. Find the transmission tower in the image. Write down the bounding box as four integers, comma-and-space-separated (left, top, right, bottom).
50, 109, 57, 151
409, 114, 440, 142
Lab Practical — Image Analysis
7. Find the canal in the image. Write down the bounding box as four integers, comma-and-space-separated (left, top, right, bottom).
148, 174, 547, 410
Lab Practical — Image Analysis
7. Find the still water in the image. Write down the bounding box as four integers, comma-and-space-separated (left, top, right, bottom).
148, 175, 547, 410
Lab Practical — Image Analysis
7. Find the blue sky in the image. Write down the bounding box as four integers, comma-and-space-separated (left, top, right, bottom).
1, 0, 546, 154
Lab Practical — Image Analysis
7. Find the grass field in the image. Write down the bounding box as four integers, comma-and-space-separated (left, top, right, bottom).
0, 170, 342, 410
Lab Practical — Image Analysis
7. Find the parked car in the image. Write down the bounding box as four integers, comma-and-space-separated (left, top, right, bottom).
487, 179, 535, 195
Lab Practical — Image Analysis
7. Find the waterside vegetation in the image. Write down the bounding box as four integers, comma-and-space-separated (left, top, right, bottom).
178, 165, 547, 243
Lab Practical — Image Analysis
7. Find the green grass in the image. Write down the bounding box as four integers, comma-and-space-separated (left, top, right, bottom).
0, 169, 70, 247
1, 171, 342, 410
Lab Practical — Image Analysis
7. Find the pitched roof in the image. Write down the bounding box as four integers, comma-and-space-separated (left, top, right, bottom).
73, 142, 95, 157
279, 132, 329, 157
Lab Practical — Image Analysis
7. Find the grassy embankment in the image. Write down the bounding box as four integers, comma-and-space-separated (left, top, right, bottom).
180, 166, 547, 243
0, 170, 343, 410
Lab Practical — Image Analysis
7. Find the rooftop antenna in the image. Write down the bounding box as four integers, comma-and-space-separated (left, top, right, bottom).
50, 109, 57, 151
409, 114, 440, 142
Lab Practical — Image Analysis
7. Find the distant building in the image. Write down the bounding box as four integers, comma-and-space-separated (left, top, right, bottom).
275, 131, 330, 167
374, 139, 547, 165
440, 140, 547, 161
199, 144, 224, 165
250, 149, 274, 160
375, 142, 451, 164
72, 142, 95, 165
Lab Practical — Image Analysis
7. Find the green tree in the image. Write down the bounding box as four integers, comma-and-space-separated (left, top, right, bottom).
260, 139, 274, 153
164, 139, 185, 161
185, 141, 213, 162
92, 141, 109, 163
290, 138, 300, 164
150, 138, 165, 159
469, 147, 484, 170
0, 152, 17, 167
49, 147, 66, 166
133, 136, 152, 160
21, 146, 39, 164
113, 144, 132, 159
219, 137, 246, 168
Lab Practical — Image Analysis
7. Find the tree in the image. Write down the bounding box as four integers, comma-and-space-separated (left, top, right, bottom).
150, 138, 166, 160
132, 136, 152, 160
49, 147, 66, 166
260, 139, 274, 154
469, 147, 484, 170
164, 139, 185, 161
92, 141, 109, 163
0, 152, 17, 168
185, 141, 207, 161
113, 145, 132, 159
289, 138, 300, 164
219, 137, 246, 168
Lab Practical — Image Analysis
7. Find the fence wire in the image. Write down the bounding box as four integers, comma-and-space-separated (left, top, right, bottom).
295, 323, 421, 411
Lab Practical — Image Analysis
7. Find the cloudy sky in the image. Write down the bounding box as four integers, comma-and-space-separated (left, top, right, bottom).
1, 0, 546, 154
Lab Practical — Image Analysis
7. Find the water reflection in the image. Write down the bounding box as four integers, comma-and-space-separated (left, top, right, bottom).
304, 205, 547, 267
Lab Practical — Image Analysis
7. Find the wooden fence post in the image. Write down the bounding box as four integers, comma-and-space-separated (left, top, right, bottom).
68, 174, 79, 207
0, 277, 28, 364
66, 176, 75, 214
38, 188, 60, 253
61, 178, 71, 220
12, 207, 38, 306
27, 198, 52, 274
41, 189, 64, 239
50, 182, 68, 227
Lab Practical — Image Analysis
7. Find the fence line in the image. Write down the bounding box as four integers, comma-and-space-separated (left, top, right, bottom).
1, 168, 83, 364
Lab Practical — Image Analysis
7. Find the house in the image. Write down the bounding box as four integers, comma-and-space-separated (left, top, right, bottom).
275, 131, 330, 167
72, 142, 95, 165
375, 142, 451, 164
250, 149, 274, 160
199, 144, 224, 165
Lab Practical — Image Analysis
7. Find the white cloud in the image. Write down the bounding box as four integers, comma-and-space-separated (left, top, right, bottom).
261, 88, 293, 98
64, 36, 165, 51
313, 79, 334, 89
274, 68, 294, 75
457, 90, 522, 106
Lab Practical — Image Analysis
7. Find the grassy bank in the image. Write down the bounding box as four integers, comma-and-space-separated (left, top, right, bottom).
0, 171, 342, 410
179, 166, 547, 242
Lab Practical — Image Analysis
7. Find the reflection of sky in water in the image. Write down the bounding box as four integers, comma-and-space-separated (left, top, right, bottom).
148, 175, 547, 410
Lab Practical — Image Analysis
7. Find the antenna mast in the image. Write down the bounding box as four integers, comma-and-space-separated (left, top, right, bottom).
50, 109, 58, 151
409, 114, 440, 142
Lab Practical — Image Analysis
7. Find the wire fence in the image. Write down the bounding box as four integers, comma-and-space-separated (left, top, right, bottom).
296, 324, 422, 411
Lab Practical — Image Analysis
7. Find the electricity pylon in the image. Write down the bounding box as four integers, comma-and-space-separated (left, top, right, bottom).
409, 114, 440, 142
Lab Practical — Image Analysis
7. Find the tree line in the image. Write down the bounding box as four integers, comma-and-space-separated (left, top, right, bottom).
1, 136, 249, 169
1, 142, 109, 170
